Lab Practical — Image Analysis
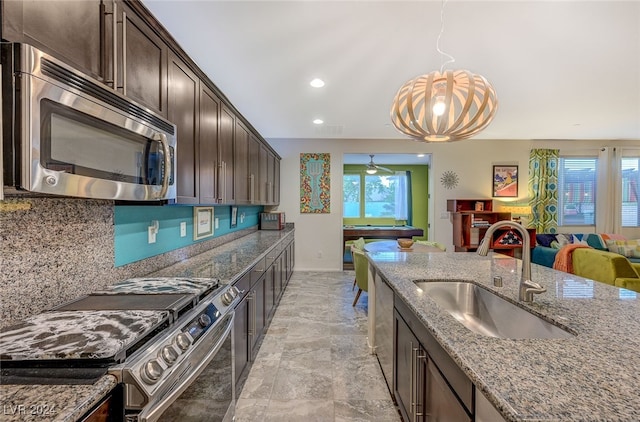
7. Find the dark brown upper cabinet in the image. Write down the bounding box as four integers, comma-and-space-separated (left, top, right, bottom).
119, 1, 168, 117
234, 121, 250, 204
2, 0, 168, 118
219, 105, 235, 204
198, 84, 220, 205
248, 134, 261, 204
168, 53, 199, 204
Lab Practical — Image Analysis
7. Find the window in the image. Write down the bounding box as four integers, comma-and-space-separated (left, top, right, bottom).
343, 174, 360, 218
343, 172, 409, 220
622, 157, 640, 227
558, 158, 596, 226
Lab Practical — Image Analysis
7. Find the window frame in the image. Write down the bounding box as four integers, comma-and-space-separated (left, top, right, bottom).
558, 156, 597, 227
342, 171, 409, 224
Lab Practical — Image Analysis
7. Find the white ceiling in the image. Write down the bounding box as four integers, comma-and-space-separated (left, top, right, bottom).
143, 0, 640, 141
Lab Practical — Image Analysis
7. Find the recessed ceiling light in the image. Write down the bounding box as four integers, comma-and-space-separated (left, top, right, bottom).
310, 78, 325, 88
313, 119, 324, 125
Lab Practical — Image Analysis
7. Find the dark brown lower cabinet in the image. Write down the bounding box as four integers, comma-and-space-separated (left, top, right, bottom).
234, 293, 249, 384
394, 305, 472, 422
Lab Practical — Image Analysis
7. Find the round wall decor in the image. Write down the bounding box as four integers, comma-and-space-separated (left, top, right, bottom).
440, 171, 459, 189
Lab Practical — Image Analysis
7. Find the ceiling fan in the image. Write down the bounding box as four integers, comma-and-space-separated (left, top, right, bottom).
365, 155, 393, 174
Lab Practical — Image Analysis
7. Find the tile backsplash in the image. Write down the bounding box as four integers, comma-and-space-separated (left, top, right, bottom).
0, 197, 256, 328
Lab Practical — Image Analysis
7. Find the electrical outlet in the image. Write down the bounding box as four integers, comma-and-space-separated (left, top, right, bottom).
215, 218, 219, 229
148, 226, 156, 244
180, 222, 186, 237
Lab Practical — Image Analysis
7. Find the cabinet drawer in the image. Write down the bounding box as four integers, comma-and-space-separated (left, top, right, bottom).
395, 296, 473, 413
234, 271, 251, 300
251, 257, 266, 285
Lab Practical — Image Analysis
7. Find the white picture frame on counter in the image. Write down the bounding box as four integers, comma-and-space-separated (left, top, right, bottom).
194, 207, 214, 240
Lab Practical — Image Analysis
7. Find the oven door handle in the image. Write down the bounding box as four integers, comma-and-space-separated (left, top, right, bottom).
138, 312, 234, 422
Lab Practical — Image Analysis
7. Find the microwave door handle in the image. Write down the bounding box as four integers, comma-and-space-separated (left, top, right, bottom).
153, 133, 171, 199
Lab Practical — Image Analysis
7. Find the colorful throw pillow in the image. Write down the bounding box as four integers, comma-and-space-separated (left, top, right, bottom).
605, 239, 640, 258
550, 234, 573, 249
587, 234, 607, 250
572, 233, 590, 246
536, 233, 558, 248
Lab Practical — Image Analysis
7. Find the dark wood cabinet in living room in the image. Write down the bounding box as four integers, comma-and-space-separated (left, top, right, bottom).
448, 199, 511, 252
3, 0, 168, 117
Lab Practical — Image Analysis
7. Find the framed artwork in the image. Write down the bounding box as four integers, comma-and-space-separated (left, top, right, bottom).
193, 207, 214, 240
492, 165, 518, 198
300, 153, 330, 213
230, 206, 238, 228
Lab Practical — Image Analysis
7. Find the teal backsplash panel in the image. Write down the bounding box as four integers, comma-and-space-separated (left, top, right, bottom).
114, 205, 263, 266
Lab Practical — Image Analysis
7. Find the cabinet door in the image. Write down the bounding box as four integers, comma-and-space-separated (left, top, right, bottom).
168, 53, 199, 204
234, 121, 250, 204
249, 277, 265, 360
218, 105, 235, 204
234, 297, 249, 384
199, 85, 220, 204
264, 264, 275, 322
273, 156, 280, 205
395, 311, 426, 422
426, 359, 472, 422
266, 150, 276, 204
4, 1, 104, 81
120, 1, 168, 117
248, 135, 261, 204
258, 144, 269, 204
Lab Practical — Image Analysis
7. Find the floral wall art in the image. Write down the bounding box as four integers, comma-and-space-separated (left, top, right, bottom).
300, 153, 330, 213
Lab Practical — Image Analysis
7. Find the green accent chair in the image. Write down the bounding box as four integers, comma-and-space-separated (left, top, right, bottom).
571, 248, 640, 289
351, 245, 369, 306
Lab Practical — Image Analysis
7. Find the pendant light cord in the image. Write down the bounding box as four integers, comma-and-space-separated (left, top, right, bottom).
436, 0, 455, 73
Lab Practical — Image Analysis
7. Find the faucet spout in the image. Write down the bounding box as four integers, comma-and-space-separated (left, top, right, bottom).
477, 221, 539, 302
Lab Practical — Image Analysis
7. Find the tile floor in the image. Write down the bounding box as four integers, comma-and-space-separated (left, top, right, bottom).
234, 271, 402, 422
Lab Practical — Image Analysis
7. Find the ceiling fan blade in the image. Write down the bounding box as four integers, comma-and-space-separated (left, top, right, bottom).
377, 166, 394, 173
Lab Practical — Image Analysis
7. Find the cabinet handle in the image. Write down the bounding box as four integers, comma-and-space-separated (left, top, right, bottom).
249, 174, 255, 203
217, 161, 227, 203
416, 349, 427, 420
120, 10, 127, 95
411, 343, 417, 421
112, 0, 118, 90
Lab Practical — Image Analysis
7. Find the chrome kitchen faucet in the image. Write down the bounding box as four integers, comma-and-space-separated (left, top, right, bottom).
477, 221, 546, 302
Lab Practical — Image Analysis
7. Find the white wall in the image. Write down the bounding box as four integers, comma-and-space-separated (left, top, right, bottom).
269, 138, 640, 271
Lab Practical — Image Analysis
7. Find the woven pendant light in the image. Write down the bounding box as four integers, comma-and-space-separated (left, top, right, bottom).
390, 69, 498, 142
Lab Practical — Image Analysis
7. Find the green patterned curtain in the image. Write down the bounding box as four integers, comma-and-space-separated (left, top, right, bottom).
528, 149, 559, 233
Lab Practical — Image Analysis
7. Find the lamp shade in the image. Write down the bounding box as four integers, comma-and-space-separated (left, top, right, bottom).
390, 69, 498, 142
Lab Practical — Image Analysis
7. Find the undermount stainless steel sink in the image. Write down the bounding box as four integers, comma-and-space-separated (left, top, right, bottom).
414, 281, 575, 339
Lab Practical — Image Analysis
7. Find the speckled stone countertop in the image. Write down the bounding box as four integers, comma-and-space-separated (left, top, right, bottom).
149, 227, 295, 281
0, 375, 117, 422
366, 250, 640, 422
0, 227, 294, 421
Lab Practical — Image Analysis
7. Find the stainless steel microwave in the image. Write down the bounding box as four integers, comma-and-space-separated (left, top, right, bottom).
1, 43, 176, 201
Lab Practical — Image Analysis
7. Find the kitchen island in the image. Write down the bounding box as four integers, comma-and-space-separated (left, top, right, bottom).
366, 250, 640, 421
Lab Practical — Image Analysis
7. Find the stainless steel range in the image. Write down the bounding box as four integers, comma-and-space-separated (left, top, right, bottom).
0, 277, 241, 422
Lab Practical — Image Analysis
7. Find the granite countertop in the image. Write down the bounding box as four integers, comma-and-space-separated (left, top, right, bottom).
0, 375, 117, 422
367, 250, 640, 422
149, 227, 294, 281
0, 227, 294, 421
